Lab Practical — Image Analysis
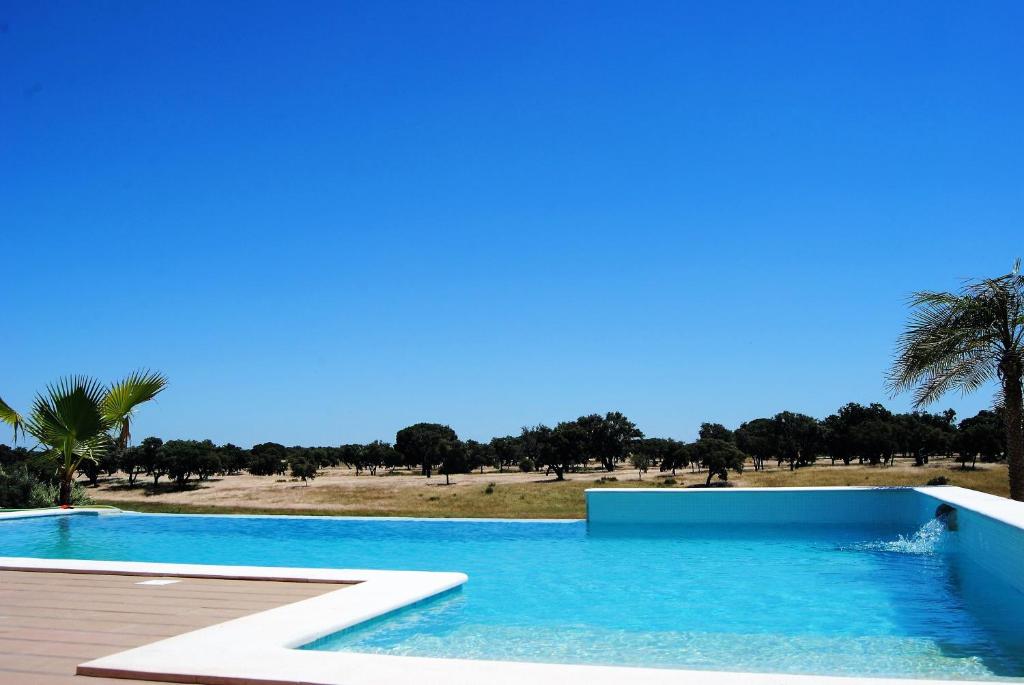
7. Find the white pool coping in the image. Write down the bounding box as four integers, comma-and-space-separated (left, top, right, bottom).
913, 485, 1024, 529
0, 506, 116, 520
0, 491, 1018, 685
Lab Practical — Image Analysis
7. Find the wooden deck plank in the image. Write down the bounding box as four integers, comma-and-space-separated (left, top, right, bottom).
1, 595, 310, 612
0, 578, 323, 601
0, 570, 345, 685
0, 675, 151, 685
0, 615, 211, 638
1, 605, 255, 625
0, 578, 326, 596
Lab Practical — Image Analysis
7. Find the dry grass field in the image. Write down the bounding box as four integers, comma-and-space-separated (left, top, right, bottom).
91, 457, 1010, 518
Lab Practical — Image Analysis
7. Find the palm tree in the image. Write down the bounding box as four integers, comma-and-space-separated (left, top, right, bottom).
0, 371, 167, 506
888, 261, 1024, 500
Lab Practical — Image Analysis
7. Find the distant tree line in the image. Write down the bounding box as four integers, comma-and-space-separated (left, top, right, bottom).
0, 403, 1007, 498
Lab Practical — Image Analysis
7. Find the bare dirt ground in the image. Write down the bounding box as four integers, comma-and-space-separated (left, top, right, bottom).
89, 457, 1009, 518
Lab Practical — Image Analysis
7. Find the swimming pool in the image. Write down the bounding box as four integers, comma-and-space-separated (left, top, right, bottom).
3, 487, 1023, 681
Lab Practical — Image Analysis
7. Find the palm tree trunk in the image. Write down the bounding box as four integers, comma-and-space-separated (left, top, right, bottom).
1004, 374, 1024, 501
59, 476, 72, 506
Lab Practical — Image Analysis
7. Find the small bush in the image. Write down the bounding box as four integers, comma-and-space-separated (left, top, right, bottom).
926, 476, 950, 486
518, 458, 535, 473
484, 482, 496, 495
0, 465, 38, 508
27, 481, 92, 508
660, 477, 677, 486
598, 476, 618, 483
0, 466, 91, 508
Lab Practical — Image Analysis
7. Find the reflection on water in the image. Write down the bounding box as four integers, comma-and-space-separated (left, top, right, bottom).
54, 516, 73, 554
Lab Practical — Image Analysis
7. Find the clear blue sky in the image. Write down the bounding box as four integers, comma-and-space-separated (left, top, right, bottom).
2, 1, 1021, 447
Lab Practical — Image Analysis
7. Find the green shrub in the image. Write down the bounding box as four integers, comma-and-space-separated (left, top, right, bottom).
26, 481, 92, 508
0, 465, 38, 508
0, 465, 92, 509
927, 476, 949, 486
518, 457, 535, 473
484, 482, 496, 495
28, 482, 57, 507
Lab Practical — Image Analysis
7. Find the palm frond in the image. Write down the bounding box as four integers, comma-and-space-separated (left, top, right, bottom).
25, 376, 111, 456
889, 261, 1024, 408
72, 433, 112, 464
906, 356, 997, 407
102, 370, 168, 449
29, 447, 62, 477
0, 396, 23, 443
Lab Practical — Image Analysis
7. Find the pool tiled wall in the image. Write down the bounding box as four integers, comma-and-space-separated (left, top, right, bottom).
586, 486, 1024, 596
586, 487, 923, 527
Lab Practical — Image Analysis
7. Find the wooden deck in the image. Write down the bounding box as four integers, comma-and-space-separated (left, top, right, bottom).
0, 570, 347, 685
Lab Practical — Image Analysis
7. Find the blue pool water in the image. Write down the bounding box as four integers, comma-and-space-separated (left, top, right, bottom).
2, 513, 1023, 679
